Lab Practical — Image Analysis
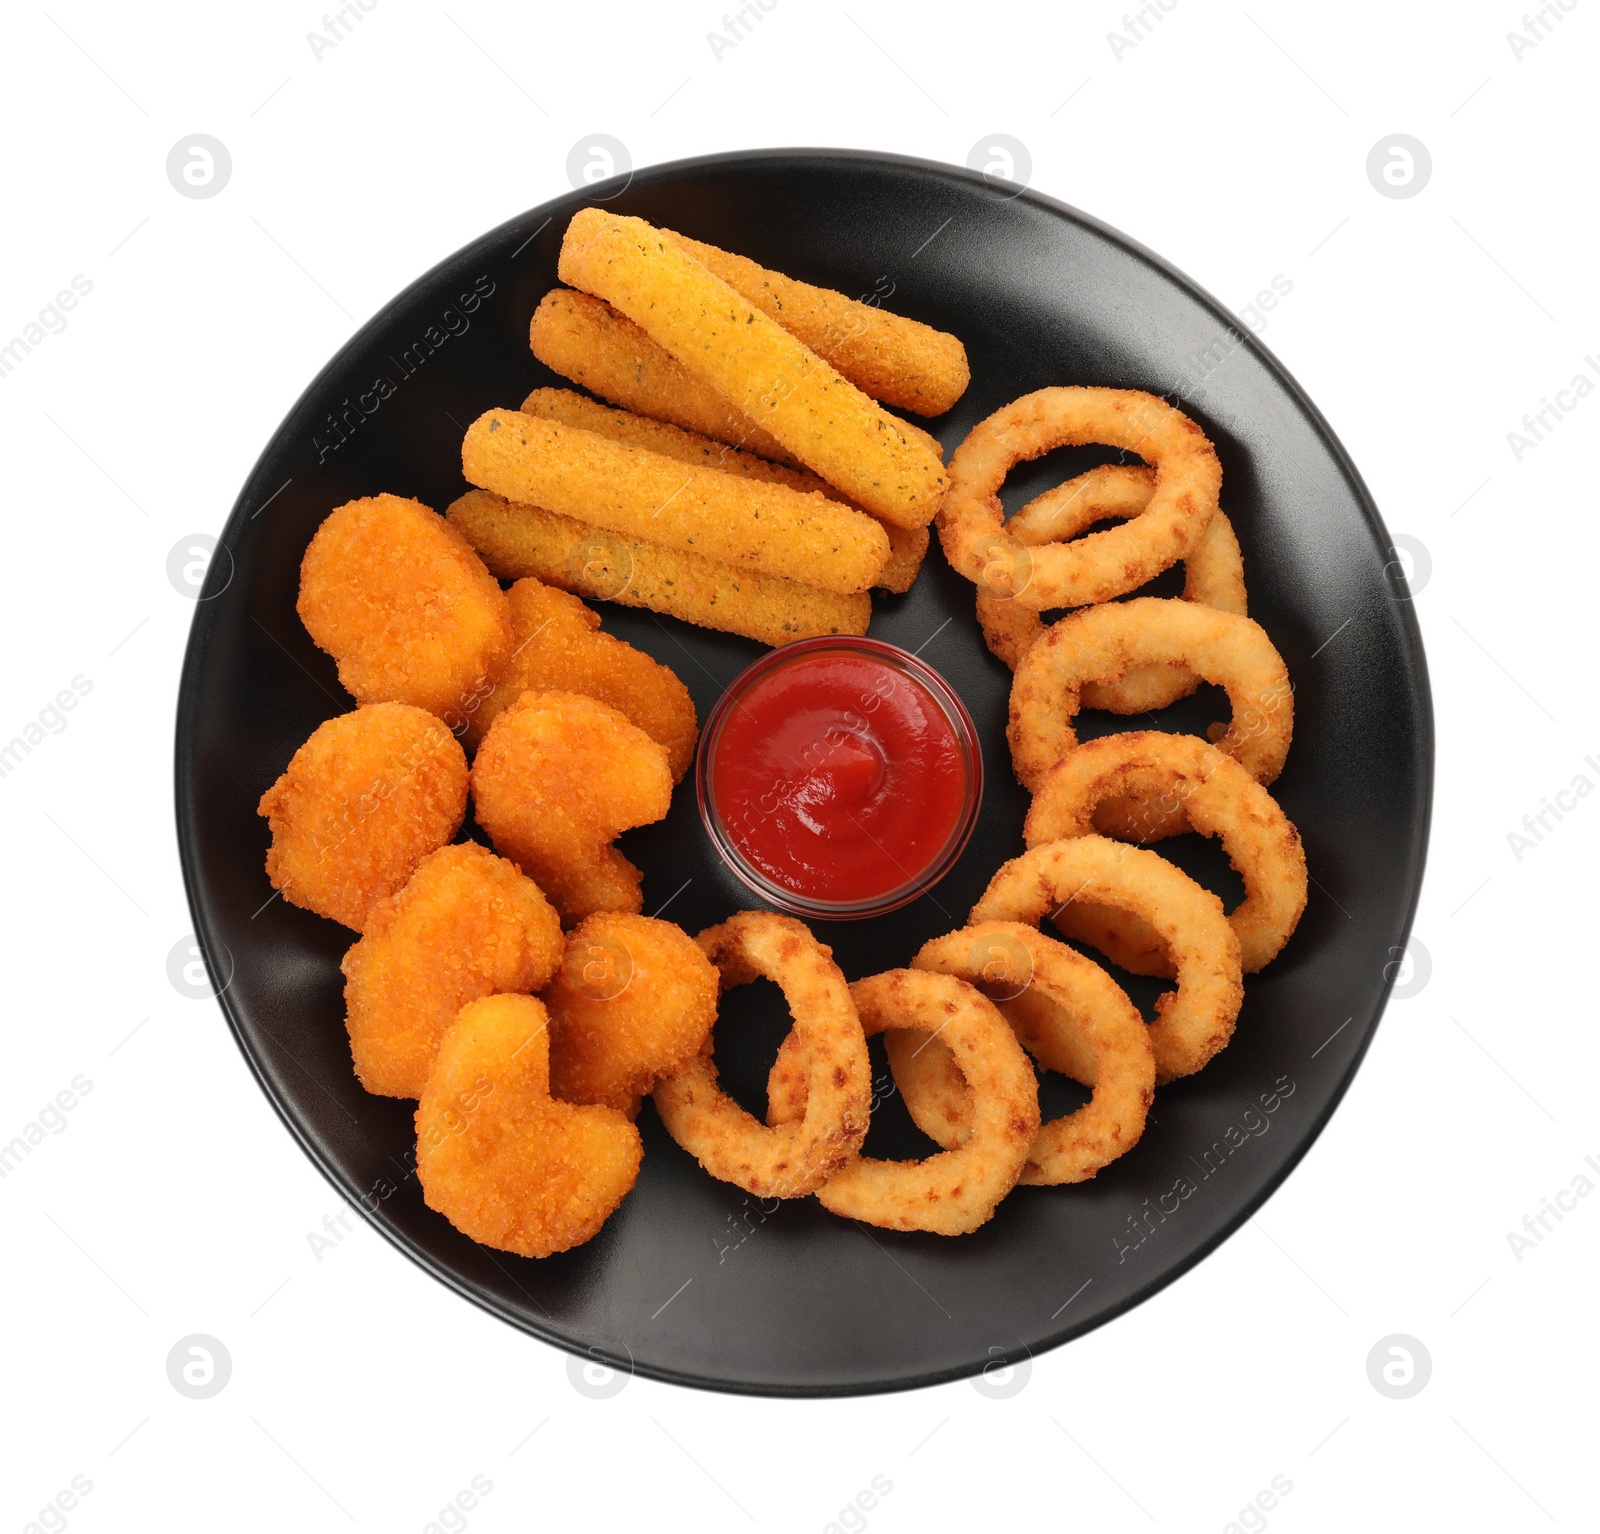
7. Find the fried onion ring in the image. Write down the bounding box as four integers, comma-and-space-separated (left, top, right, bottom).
938, 388, 1221, 611
1008, 597, 1293, 838
764, 970, 1038, 1234
971, 838, 1243, 1082
1025, 731, 1307, 976
898, 923, 1154, 1185
977, 465, 1248, 715
650, 913, 870, 1198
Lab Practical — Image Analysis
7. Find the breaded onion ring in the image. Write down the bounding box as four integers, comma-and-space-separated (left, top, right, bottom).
900, 923, 1154, 1185
1025, 731, 1308, 976
764, 969, 1038, 1234
651, 913, 870, 1198
977, 464, 1248, 714
416, 993, 642, 1258
971, 839, 1243, 1082
1008, 597, 1293, 838
938, 388, 1221, 611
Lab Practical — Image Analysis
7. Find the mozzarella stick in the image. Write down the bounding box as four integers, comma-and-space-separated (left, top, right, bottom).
461, 409, 889, 595
519, 387, 928, 594
531, 289, 802, 466
665, 229, 969, 417
530, 290, 945, 466
558, 210, 947, 530
446, 490, 871, 648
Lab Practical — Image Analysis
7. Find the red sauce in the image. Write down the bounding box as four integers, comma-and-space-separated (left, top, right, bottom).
704, 645, 978, 911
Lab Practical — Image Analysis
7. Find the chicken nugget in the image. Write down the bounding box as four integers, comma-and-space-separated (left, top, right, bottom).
298, 494, 511, 729
471, 690, 673, 923
417, 993, 643, 1258
341, 843, 563, 1098
258, 703, 467, 931
466, 578, 697, 780
545, 913, 719, 1115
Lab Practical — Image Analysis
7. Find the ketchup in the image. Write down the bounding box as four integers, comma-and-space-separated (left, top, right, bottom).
699, 640, 981, 916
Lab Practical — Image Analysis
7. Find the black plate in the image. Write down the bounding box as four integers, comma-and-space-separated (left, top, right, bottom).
175, 149, 1431, 1397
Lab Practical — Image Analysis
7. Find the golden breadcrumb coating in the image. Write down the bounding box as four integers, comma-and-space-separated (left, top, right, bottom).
341, 843, 563, 1098
971, 838, 1243, 1083
908, 923, 1154, 1186
258, 703, 467, 931
545, 913, 718, 1114
652, 912, 871, 1199
470, 690, 673, 924
297, 494, 510, 728
664, 229, 970, 416
530, 287, 803, 465
975, 464, 1247, 709
765, 968, 1037, 1234
519, 387, 927, 593
1024, 731, 1307, 975
446, 490, 871, 647
466, 578, 697, 780
416, 994, 642, 1258
557, 211, 947, 529
461, 409, 890, 594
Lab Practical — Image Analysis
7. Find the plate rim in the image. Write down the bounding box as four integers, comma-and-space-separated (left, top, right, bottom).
174, 144, 1435, 1397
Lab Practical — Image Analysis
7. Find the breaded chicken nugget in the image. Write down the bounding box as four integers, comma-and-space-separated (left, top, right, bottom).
545, 913, 719, 1115
471, 690, 673, 923
297, 494, 511, 728
341, 843, 563, 1098
466, 579, 697, 779
446, 490, 871, 647
519, 388, 928, 594
416, 994, 642, 1258
258, 703, 467, 931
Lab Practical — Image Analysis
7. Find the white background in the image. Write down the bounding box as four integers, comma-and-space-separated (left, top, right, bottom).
2, 1, 1595, 1530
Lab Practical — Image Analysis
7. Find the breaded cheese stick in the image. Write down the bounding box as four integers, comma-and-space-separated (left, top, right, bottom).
557, 210, 947, 530
531, 289, 801, 466
529, 291, 945, 466
447, 490, 871, 647
665, 229, 969, 417
519, 387, 927, 594
461, 409, 889, 595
